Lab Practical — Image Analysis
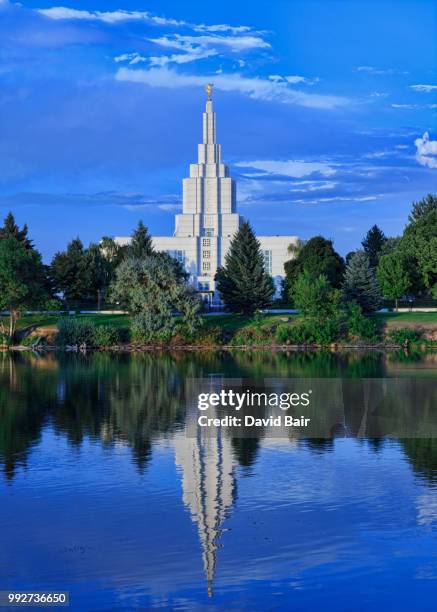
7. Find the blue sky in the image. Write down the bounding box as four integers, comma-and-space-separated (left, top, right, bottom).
0, 0, 436, 260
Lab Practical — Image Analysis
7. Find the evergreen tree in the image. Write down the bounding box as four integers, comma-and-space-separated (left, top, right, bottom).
362, 224, 387, 268
50, 238, 90, 306
408, 193, 437, 224
0, 237, 48, 339
342, 251, 381, 313
215, 222, 274, 314
128, 221, 154, 258
0, 212, 32, 249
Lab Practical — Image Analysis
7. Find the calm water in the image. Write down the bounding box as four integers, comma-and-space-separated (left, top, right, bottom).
2, 350, 437, 610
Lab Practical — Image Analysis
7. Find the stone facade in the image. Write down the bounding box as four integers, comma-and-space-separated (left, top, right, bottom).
115, 92, 298, 304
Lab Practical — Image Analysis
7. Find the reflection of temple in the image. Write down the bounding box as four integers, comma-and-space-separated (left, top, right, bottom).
173, 404, 236, 596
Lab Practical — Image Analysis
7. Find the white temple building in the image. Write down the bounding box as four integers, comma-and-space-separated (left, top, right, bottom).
116, 85, 298, 305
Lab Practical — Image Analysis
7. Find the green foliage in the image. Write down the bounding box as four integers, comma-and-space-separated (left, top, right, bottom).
215, 221, 274, 314
284, 235, 345, 300
342, 251, 381, 313
231, 323, 277, 346
50, 238, 90, 304
362, 224, 387, 268
128, 221, 154, 259
292, 271, 340, 318
110, 252, 201, 341
0, 212, 33, 249
387, 328, 422, 345
408, 193, 437, 224
0, 330, 10, 346
0, 220, 48, 339
131, 311, 175, 343
92, 325, 120, 348
402, 205, 437, 291
276, 317, 340, 345
377, 250, 412, 306
56, 318, 97, 346
346, 302, 379, 341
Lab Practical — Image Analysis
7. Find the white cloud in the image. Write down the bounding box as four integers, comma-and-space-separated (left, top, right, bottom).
37, 7, 186, 26
356, 66, 407, 75
36, 6, 255, 36
289, 180, 337, 192
115, 66, 349, 110
415, 132, 437, 169
410, 84, 437, 93
235, 159, 337, 178
292, 195, 379, 205
149, 49, 217, 67
391, 103, 415, 109
150, 33, 270, 53
370, 91, 389, 98
114, 53, 148, 65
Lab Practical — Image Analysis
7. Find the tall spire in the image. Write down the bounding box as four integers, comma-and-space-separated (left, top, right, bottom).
202, 84, 216, 147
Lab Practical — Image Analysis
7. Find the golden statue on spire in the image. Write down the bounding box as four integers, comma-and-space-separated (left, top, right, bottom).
206, 83, 213, 101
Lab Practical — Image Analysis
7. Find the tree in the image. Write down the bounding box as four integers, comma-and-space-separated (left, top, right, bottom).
401, 207, 437, 292
215, 222, 274, 314
292, 270, 339, 318
101, 236, 127, 267
0, 237, 48, 339
50, 238, 90, 307
284, 236, 345, 302
0, 212, 32, 249
128, 221, 154, 259
408, 193, 437, 224
84, 243, 112, 310
377, 251, 412, 310
362, 224, 387, 268
380, 236, 401, 257
110, 253, 201, 340
342, 251, 381, 313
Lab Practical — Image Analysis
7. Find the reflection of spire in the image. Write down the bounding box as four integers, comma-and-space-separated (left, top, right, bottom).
174, 394, 236, 597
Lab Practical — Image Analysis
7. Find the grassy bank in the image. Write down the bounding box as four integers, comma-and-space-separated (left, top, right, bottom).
1, 310, 437, 350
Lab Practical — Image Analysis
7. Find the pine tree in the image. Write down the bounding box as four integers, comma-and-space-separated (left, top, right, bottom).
215, 221, 274, 314
408, 193, 437, 224
342, 251, 381, 313
129, 221, 154, 258
362, 225, 387, 268
0, 212, 33, 249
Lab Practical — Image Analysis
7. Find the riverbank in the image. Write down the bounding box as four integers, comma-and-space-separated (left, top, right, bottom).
2, 311, 437, 351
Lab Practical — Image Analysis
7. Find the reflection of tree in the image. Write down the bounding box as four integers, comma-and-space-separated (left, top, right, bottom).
231, 438, 260, 468
0, 353, 57, 479
3, 350, 437, 480
400, 439, 437, 483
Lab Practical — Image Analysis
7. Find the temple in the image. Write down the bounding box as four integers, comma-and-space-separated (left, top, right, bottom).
115, 85, 298, 305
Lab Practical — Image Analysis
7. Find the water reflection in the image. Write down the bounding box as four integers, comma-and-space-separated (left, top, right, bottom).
2, 350, 437, 600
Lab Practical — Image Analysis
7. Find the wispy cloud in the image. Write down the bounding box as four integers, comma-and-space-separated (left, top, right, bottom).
151, 33, 270, 52
415, 132, 437, 169
36, 5, 256, 36
235, 159, 337, 178
115, 67, 349, 110
356, 65, 408, 75
37, 7, 187, 26
410, 84, 437, 93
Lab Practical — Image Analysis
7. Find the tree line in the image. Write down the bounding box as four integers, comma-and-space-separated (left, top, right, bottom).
0, 192, 436, 342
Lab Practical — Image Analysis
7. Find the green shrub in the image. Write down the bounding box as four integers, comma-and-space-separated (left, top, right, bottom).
346, 302, 379, 341
387, 327, 421, 345
231, 323, 275, 346
276, 317, 340, 345
92, 325, 120, 348
57, 318, 97, 346
131, 311, 175, 343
